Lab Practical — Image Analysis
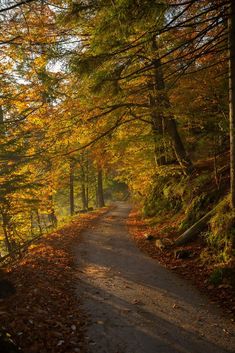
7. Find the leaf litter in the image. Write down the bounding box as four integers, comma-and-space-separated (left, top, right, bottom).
0, 208, 109, 353
127, 209, 235, 322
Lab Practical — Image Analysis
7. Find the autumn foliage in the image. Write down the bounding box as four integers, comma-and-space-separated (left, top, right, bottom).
1, 208, 109, 353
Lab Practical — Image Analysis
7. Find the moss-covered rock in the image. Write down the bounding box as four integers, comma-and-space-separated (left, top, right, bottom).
207, 197, 235, 263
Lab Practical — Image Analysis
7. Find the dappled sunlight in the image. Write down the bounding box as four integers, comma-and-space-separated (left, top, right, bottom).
0, 0, 234, 352
75, 205, 235, 353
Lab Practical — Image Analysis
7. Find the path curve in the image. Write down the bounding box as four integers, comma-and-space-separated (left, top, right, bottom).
75, 202, 235, 353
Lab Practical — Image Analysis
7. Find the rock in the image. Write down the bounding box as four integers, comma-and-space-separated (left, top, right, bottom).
155, 239, 164, 250
144, 233, 154, 241
155, 238, 173, 250
0, 279, 16, 299
174, 249, 193, 259
57, 340, 65, 346
218, 284, 232, 289
0, 330, 22, 352
172, 303, 180, 309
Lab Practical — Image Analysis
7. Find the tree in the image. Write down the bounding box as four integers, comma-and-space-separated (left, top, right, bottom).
69, 159, 75, 215
97, 167, 105, 208
228, 0, 235, 208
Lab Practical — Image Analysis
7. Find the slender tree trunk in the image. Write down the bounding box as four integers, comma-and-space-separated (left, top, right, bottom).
81, 182, 87, 210
86, 185, 89, 209
97, 168, 105, 207
166, 117, 193, 171
150, 39, 166, 166
152, 37, 193, 173
80, 162, 88, 210
149, 94, 166, 166
48, 195, 57, 228
229, 1, 235, 208
30, 211, 34, 237
42, 215, 50, 234
35, 210, 42, 236
69, 161, 75, 216
1, 212, 11, 253
86, 153, 89, 209
0, 106, 3, 127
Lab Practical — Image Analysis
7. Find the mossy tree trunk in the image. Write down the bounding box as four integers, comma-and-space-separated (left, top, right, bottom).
229, 0, 235, 208
151, 37, 193, 174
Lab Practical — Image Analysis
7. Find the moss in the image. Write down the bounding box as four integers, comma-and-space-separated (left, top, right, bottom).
209, 267, 235, 286
143, 175, 183, 217
179, 184, 221, 233
208, 268, 224, 285
179, 193, 208, 232
206, 197, 235, 264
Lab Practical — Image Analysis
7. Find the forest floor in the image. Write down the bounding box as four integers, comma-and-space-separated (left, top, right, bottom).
1, 202, 235, 353
127, 209, 235, 321
75, 202, 235, 353
1, 207, 110, 353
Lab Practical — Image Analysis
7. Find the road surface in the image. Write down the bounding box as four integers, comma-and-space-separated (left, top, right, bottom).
75, 202, 235, 353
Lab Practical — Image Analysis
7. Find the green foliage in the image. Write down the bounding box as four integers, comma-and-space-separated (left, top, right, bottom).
208, 267, 235, 286
143, 172, 184, 217
179, 193, 208, 231
177, 169, 222, 231
206, 197, 235, 263
209, 267, 224, 285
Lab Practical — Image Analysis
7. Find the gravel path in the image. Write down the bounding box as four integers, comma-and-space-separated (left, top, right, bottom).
75, 202, 235, 353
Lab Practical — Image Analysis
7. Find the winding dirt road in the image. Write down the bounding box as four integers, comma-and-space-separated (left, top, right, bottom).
75, 202, 235, 353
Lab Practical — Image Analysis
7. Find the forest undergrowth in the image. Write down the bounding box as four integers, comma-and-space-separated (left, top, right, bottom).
128, 209, 235, 321
128, 155, 235, 321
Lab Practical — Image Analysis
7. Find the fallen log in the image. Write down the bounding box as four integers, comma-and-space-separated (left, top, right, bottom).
174, 209, 215, 246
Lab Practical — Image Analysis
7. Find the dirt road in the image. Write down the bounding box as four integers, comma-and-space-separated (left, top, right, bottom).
75, 202, 235, 353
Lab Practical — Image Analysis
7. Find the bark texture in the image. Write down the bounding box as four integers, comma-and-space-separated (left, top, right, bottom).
174, 210, 214, 246
229, 0, 235, 208
151, 37, 193, 173
69, 161, 75, 216
97, 168, 105, 208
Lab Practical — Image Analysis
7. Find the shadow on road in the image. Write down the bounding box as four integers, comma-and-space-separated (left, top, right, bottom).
75, 202, 235, 353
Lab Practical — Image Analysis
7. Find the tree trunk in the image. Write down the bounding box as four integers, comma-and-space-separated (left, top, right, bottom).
81, 182, 88, 210
150, 38, 166, 166
1, 212, 12, 253
97, 168, 105, 207
174, 209, 214, 246
149, 94, 166, 166
229, 0, 235, 208
36, 209, 43, 236
48, 195, 57, 228
30, 211, 34, 237
166, 117, 193, 172
48, 210, 57, 228
69, 160, 75, 216
0, 106, 3, 127
151, 37, 193, 173
86, 154, 89, 209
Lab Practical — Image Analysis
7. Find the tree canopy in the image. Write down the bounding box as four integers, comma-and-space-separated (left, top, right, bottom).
0, 0, 233, 266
